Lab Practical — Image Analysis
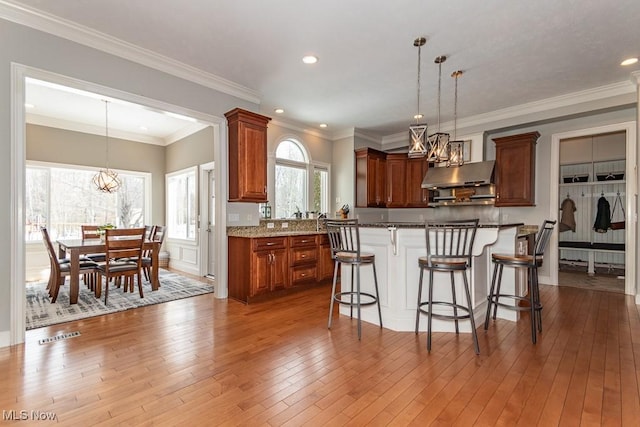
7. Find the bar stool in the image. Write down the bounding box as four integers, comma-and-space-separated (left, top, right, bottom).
415, 219, 480, 354
484, 220, 556, 344
324, 219, 382, 340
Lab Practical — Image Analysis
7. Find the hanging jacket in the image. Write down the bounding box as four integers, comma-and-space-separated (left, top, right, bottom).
559, 197, 576, 232
593, 196, 611, 233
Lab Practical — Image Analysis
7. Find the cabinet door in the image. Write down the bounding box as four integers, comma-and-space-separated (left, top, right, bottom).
494, 132, 539, 207
355, 148, 387, 207
318, 242, 335, 282
251, 251, 272, 296
271, 249, 288, 290
386, 155, 407, 207
406, 158, 430, 207
225, 108, 271, 202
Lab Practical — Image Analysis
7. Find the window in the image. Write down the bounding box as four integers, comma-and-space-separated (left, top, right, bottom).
274, 138, 329, 219
166, 166, 197, 241
25, 162, 148, 241
275, 140, 308, 218
313, 166, 329, 214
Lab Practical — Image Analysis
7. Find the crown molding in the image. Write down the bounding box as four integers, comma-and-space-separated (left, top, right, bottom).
27, 113, 167, 145
631, 70, 640, 85
269, 118, 332, 140
165, 122, 210, 145
0, 0, 261, 104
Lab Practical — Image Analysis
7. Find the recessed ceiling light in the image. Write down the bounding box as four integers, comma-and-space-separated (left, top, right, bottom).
319, 123, 328, 128
302, 55, 318, 64
621, 57, 638, 66
274, 108, 284, 114
25, 103, 35, 109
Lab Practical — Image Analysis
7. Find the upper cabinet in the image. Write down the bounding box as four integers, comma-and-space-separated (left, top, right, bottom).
225, 108, 272, 202
385, 154, 407, 208
355, 148, 387, 207
406, 158, 431, 207
493, 131, 539, 207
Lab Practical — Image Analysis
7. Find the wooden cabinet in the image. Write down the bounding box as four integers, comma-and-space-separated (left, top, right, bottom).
289, 235, 318, 286
318, 234, 335, 282
225, 108, 271, 202
228, 233, 334, 303
406, 157, 431, 207
355, 148, 387, 207
493, 131, 539, 207
385, 154, 407, 208
228, 236, 287, 302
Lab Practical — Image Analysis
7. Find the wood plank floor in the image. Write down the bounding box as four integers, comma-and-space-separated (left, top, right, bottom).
2, 281, 640, 426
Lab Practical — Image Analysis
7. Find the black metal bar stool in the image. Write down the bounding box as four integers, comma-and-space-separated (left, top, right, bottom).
324, 219, 382, 340
484, 220, 556, 344
415, 219, 480, 354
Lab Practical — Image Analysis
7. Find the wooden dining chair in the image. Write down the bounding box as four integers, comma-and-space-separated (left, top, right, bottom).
41, 227, 98, 303
141, 225, 166, 283
96, 227, 146, 304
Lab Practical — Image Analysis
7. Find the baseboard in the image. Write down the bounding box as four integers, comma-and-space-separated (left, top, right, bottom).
538, 275, 554, 286
167, 261, 199, 277
0, 330, 10, 348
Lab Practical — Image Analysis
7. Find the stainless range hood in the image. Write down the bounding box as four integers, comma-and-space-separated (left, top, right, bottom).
421, 160, 495, 189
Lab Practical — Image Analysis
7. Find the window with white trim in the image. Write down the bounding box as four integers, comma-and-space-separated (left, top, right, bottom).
166, 166, 197, 241
275, 139, 308, 218
25, 162, 149, 241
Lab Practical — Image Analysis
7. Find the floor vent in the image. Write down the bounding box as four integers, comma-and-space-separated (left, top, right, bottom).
39, 331, 81, 345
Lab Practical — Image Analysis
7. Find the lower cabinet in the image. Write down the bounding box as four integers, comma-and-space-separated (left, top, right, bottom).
318, 234, 335, 282
228, 233, 334, 303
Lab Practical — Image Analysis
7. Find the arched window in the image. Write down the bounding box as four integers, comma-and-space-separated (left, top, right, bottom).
275, 139, 308, 218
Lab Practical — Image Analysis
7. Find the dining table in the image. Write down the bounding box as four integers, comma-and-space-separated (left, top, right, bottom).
56, 237, 161, 304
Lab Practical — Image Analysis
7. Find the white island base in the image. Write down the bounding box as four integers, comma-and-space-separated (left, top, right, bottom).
338, 224, 525, 333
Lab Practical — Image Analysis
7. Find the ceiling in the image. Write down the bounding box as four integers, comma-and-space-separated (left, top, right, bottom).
11, 0, 640, 141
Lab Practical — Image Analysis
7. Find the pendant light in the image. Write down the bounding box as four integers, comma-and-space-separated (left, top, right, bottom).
447, 70, 465, 167
92, 100, 121, 193
408, 36, 429, 158
426, 55, 450, 163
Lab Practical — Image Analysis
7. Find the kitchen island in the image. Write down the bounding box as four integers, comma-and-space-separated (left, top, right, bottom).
338, 222, 528, 333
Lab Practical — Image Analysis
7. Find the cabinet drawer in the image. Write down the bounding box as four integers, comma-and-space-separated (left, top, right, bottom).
252, 236, 287, 251
291, 265, 317, 284
290, 247, 318, 266
289, 235, 317, 247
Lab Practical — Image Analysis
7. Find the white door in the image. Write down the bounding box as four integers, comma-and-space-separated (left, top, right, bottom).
206, 169, 216, 278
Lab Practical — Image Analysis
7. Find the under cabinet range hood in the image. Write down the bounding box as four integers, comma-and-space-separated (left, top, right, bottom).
422, 160, 496, 207
421, 160, 495, 189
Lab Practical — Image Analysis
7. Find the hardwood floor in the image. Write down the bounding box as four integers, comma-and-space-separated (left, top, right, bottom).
2, 282, 640, 425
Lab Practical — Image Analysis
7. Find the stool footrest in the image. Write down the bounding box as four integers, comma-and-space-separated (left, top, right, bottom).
333, 291, 379, 307
488, 294, 542, 311
417, 301, 472, 320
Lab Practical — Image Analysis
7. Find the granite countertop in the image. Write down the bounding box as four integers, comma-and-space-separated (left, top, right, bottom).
359, 222, 524, 229
227, 230, 326, 238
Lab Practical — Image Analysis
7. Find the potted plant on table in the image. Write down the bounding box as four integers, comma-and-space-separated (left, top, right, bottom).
97, 223, 116, 241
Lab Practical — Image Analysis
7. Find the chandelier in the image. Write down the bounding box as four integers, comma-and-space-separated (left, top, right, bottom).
425, 55, 450, 163
408, 37, 428, 158
447, 70, 465, 167
92, 100, 121, 193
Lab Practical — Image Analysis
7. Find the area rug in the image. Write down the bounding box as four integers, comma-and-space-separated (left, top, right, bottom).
25, 269, 215, 330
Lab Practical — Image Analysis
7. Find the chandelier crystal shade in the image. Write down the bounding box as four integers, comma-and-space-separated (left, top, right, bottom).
93, 100, 121, 193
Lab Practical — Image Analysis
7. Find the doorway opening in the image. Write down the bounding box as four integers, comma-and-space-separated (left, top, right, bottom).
549, 122, 637, 296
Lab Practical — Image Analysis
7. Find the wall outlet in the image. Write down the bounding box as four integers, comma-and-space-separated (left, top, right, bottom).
281, 222, 288, 228
267, 222, 275, 229
228, 213, 240, 222
246, 214, 252, 221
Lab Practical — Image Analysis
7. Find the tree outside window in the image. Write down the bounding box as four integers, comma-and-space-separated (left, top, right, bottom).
25, 163, 147, 241
275, 140, 307, 219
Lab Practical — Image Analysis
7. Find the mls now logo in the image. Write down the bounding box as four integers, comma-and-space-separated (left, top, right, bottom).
3, 410, 57, 421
